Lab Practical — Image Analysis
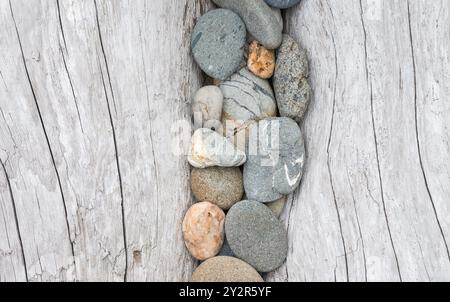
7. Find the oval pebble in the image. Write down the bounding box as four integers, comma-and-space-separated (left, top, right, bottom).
274, 35, 312, 122
182, 202, 225, 261
192, 86, 223, 132
192, 256, 263, 282
212, 0, 283, 49
191, 9, 246, 80
225, 200, 288, 272
248, 41, 276, 79
264, 0, 301, 9
191, 167, 244, 210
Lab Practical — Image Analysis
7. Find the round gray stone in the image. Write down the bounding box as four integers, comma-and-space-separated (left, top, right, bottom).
274, 35, 312, 122
191, 9, 246, 80
225, 200, 288, 272
244, 118, 305, 203
212, 0, 283, 49
264, 0, 301, 9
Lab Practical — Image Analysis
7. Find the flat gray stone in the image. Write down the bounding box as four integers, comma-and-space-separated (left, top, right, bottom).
274, 35, 312, 122
191, 9, 246, 80
225, 200, 288, 272
220, 68, 277, 151
265, 0, 301, 9
244, 118, 305, 202
212, 0, 283, 49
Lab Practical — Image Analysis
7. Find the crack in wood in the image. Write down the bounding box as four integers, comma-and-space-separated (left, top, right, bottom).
1, 159, 28, 281
8, 0, 77, 275
326, 20, 349, 282
407, 0, 450, 261
94, 0, 128, 281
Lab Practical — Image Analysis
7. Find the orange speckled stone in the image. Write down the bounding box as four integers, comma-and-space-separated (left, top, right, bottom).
182, 202, 225, 261
247, 41, 276, 79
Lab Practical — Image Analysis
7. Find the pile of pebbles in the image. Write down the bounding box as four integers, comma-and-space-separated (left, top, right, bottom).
183, 0, 311, 282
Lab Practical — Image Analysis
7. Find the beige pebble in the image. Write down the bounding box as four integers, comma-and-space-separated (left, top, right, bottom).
182, 202, 225, 261
266, 196, 287, 217
192, 256, 263, 282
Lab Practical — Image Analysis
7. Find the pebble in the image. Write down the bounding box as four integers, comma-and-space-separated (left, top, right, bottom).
274, 35, 312, 122
192, 256, 263, 282
220, 68, 277, 150
264, 0, 301, 9
192, 86, 224, 133
212, 0, 283, 49
219, 237, 235, 257
225, 200, 288, 272
266, 196, 287, 217
188, 128, 247, 168
191, 9, 246, 80
182, 202, 225, 261
247, 41, 276, 79
244, 118, 305, 203
191, 167, 244, 210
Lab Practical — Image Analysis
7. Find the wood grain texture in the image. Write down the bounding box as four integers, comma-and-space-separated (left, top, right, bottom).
0, 0, 449, 282
268, 0, 450, 282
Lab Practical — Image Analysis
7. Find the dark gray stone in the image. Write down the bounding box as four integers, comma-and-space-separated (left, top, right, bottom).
274, 35, 312, 122
264, 0, 301, 9
219, 237, 235, 257
244, 118, 305, 203
212, 0, 283, 49
225, 200, 288, 272
191, 9, 246, 80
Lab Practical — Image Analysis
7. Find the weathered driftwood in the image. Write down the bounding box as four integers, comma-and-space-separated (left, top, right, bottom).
0, 0, 449, 282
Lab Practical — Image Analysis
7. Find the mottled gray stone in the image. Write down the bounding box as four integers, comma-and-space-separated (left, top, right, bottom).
264, 0, 301, 9
244, 118, 305, 203
212, 0, 283, 49
220, 68, 277, 151
225, 200, 288, 272
191, 9, 246, 80
188, 128, 247, 168
192, 86, 223, 133
274, 35, 312, 122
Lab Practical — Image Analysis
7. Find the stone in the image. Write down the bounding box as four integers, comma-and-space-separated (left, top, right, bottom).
191, 167, 244, 210
264, 0, 301, 9
247, 41, 276, 79
244, 118, 305, 203
219, 237, 234, 257
225, 200, 288, 272
212, 0, 283, 49
220, 68, 277, 151
182, 202, 225, 261
192, 256, 263, 282
188, 128, 247, 168
274, 35, 312, 122
193, 86, 224, 133
266, 196, 287, 217
191, 9, 246, 80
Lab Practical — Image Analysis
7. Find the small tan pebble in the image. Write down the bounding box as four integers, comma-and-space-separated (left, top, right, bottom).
247, 41, 276, 79
191, 167, 244, 210
191, 256, 264, 282
213, 78, 222, 86
266, 196, 287, 217
182, 202, 225, 261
